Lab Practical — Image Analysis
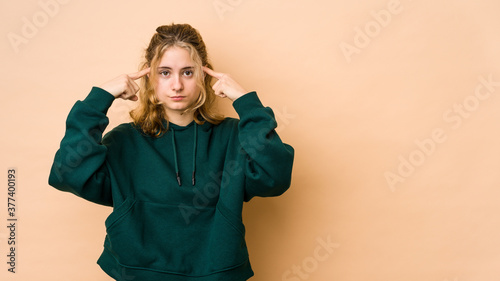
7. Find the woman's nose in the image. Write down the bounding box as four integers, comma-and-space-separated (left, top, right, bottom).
171, 75, 183, 91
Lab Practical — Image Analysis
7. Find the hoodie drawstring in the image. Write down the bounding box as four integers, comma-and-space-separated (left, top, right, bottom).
192, 123, 197, 186
171, 123, 197, 186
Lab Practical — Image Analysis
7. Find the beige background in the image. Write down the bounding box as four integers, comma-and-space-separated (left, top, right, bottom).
2, 0, 500, 280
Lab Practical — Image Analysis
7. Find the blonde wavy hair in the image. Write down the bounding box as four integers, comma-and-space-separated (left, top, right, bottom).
130, 23, 223, 137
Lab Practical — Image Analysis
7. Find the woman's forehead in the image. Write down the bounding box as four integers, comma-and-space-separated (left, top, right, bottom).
158, 46, 195, 68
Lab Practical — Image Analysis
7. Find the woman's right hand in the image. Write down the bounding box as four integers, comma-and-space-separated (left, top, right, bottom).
98, 68, 150, 101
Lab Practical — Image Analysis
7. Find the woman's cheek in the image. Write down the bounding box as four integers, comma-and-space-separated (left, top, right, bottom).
186, 79, 200, 92
155, 79, 169, 93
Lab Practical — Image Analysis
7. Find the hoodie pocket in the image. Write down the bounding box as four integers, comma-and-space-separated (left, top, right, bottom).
103, 200, 248, 276
104, 198, 135, 230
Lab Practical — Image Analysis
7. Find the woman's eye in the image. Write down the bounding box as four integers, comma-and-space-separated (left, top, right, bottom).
184, 70, 194, 77
159, 71, 170, 76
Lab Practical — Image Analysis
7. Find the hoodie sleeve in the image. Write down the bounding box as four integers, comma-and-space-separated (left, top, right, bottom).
232, 92, 295, 201
48, 87, 116, 206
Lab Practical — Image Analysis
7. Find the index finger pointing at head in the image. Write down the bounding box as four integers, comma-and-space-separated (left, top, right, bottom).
202, 66, 223, 79
129, 67, 150, 80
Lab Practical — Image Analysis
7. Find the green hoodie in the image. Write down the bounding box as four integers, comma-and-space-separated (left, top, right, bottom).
48, 87, 294, 281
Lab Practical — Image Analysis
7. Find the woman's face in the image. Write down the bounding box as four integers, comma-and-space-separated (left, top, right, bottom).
154, 46, 201, 116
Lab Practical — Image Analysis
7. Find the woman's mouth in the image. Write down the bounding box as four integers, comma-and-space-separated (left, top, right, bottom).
170, 96, 185, 101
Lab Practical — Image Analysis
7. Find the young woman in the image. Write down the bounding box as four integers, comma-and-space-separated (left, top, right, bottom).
48, 23, 294, 281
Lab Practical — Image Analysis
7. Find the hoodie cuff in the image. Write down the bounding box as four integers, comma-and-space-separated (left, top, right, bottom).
82, 87, 116, 114
232, 91, 264, 117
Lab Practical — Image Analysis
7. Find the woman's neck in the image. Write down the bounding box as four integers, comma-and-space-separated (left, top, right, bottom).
166, 111, 194, 127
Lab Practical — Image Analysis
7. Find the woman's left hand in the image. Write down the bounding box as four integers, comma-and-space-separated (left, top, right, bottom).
203, 66, 247, 101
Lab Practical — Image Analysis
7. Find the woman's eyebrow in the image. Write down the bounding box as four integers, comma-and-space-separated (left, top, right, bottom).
157, 66, 195, 70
